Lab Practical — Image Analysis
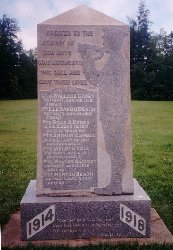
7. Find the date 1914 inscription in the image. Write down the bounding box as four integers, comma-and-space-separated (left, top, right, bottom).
40, 87, 97, 190
27, 205, 55, 239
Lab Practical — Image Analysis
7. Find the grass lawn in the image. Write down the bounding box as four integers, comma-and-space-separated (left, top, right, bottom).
0, 100, 37, 224
0, 100, 173, 248
132, 101, 173, 234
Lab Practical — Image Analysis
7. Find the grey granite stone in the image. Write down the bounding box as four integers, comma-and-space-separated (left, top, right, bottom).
37, 5, 133, 196
21, 179, 151, 240
20, 6, 151, 241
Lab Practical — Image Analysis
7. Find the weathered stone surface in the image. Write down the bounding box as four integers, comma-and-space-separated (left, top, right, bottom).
40, 88, 97, 191
2, 209, 173, 247
37, 5, 133, 196
21, 179, 151, 240
41, 6, 125, 26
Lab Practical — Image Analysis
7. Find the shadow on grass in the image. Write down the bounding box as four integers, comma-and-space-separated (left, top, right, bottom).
0, 213, 10, 229
2, 243, 173, 250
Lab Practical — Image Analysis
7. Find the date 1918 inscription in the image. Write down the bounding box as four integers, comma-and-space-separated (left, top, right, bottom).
120, 204, 146, 235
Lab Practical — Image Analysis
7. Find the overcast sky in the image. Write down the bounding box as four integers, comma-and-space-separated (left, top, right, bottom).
1, 0, 173, 50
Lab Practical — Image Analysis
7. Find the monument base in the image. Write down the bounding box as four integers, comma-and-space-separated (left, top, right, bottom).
20, 179, 151, 241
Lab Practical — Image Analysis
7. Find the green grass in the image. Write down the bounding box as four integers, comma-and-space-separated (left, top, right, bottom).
0, 100, 37, 224
0, 100, 173, 243
132, 101, 173, 234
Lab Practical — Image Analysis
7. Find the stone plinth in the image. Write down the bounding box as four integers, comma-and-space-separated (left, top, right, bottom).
21, 179, 151, 240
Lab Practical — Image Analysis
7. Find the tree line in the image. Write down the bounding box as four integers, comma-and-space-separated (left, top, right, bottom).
0, 1, 173, 100
0, 15, 37, 99
129, 1, 173, 100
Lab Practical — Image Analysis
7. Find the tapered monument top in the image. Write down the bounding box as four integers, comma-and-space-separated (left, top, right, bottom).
40, 5, 126, 26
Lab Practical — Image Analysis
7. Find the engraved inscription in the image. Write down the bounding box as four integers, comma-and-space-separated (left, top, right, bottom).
38, 28, 96, 88
40, 88, 97, 190
37, 24, 132, 195
52, 217, 113, 235
120, 204, 146, 235
27, 205, 55, 239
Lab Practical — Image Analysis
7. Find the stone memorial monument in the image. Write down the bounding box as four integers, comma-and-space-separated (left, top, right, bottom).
20, 6, 151, 240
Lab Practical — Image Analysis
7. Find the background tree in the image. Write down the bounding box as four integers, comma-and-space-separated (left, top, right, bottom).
154, 30, 173, 100
0, 15, 21, 98
129, 0, 173, 100
129, 0, 157, 99
0, 15, 37, 99
16, 48, 37, 99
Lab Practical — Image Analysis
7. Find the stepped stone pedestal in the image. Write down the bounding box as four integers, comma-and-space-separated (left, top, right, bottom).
21, 179, 150, 240
20, 6, 151, 240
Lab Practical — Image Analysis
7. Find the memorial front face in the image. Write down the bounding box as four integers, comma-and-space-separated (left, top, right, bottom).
37, 7, 133, 196
21, 7, 151, 240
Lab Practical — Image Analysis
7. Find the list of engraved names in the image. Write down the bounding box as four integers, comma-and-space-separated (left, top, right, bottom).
40, 88, 97, 190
